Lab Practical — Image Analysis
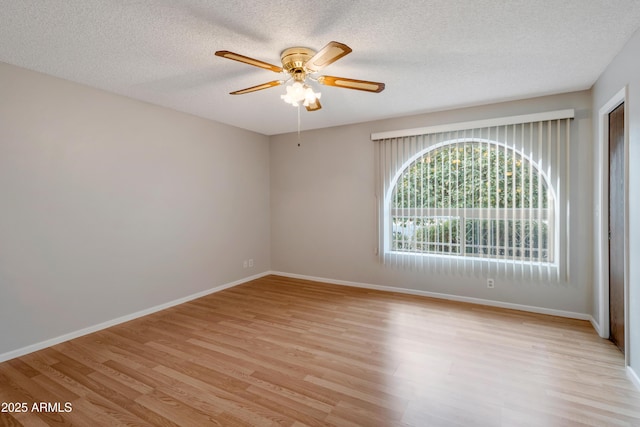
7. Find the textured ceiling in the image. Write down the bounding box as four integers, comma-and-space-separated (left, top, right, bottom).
1, 1, 640, 136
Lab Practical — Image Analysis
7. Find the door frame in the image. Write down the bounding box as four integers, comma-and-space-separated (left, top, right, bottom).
596, 86, 629, 362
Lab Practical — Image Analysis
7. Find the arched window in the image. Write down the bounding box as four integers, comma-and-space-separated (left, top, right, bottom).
387, 139, 554, 262
374, 113, 573, 280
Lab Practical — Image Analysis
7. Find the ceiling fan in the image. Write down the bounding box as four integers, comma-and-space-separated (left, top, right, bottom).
215, 41, 385, 112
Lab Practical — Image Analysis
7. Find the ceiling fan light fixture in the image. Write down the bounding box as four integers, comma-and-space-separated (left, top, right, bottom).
280, 81, 321, 107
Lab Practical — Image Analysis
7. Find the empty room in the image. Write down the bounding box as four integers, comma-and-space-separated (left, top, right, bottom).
2, 1, 640, 425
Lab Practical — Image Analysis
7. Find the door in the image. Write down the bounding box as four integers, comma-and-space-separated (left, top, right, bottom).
608, 102, 625, 352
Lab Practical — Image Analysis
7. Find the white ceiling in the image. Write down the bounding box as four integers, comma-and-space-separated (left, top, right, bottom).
1, 1, 640, 136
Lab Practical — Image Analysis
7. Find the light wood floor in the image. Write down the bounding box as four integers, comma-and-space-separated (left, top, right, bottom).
1, 275, 639, 426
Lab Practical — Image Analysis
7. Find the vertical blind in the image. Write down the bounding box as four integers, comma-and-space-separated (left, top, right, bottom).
372, 111, 573, 282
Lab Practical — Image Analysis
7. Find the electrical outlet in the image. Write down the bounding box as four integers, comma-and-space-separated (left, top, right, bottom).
487, 278, 495, 289
248, 259, 254, 268
243, 260, 248, 268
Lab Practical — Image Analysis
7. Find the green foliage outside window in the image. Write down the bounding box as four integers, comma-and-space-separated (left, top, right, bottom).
391, 142, 550, 260
393, 142, 546, 209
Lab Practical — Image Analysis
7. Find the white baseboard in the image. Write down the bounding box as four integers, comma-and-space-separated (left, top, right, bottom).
628, 366, 640, 392
269, 271, 592, 321
0, 272, 269, 364
589, 316, 606, 338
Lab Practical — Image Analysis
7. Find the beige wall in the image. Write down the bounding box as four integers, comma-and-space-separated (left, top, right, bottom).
270, 91, 593, 315
0, 62, 271, 357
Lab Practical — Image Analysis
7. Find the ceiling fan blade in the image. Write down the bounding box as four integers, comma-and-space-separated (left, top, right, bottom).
230, 80, 283, 95
317, 75, 385, 93
305, 98, 322, 111
215, 50, 283, 73
304, 41, 352, 72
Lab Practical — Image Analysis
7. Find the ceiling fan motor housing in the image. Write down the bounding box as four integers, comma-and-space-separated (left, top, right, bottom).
281, 47, 315, 81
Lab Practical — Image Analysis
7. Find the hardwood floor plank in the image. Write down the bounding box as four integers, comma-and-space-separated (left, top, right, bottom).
27, 375, 79, 406
68, 397, 155, 427
0, 365, 72, 425
57, 344, 155, 396
149, 365, 293, 426
134, 389, 228, 427
249, 369, 341, 409
0, 412, 22, 427
1, 275, 640, 426
50, 361, 176, 427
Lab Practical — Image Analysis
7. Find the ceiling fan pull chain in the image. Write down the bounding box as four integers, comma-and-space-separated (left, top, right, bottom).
297, 104, 301, 147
